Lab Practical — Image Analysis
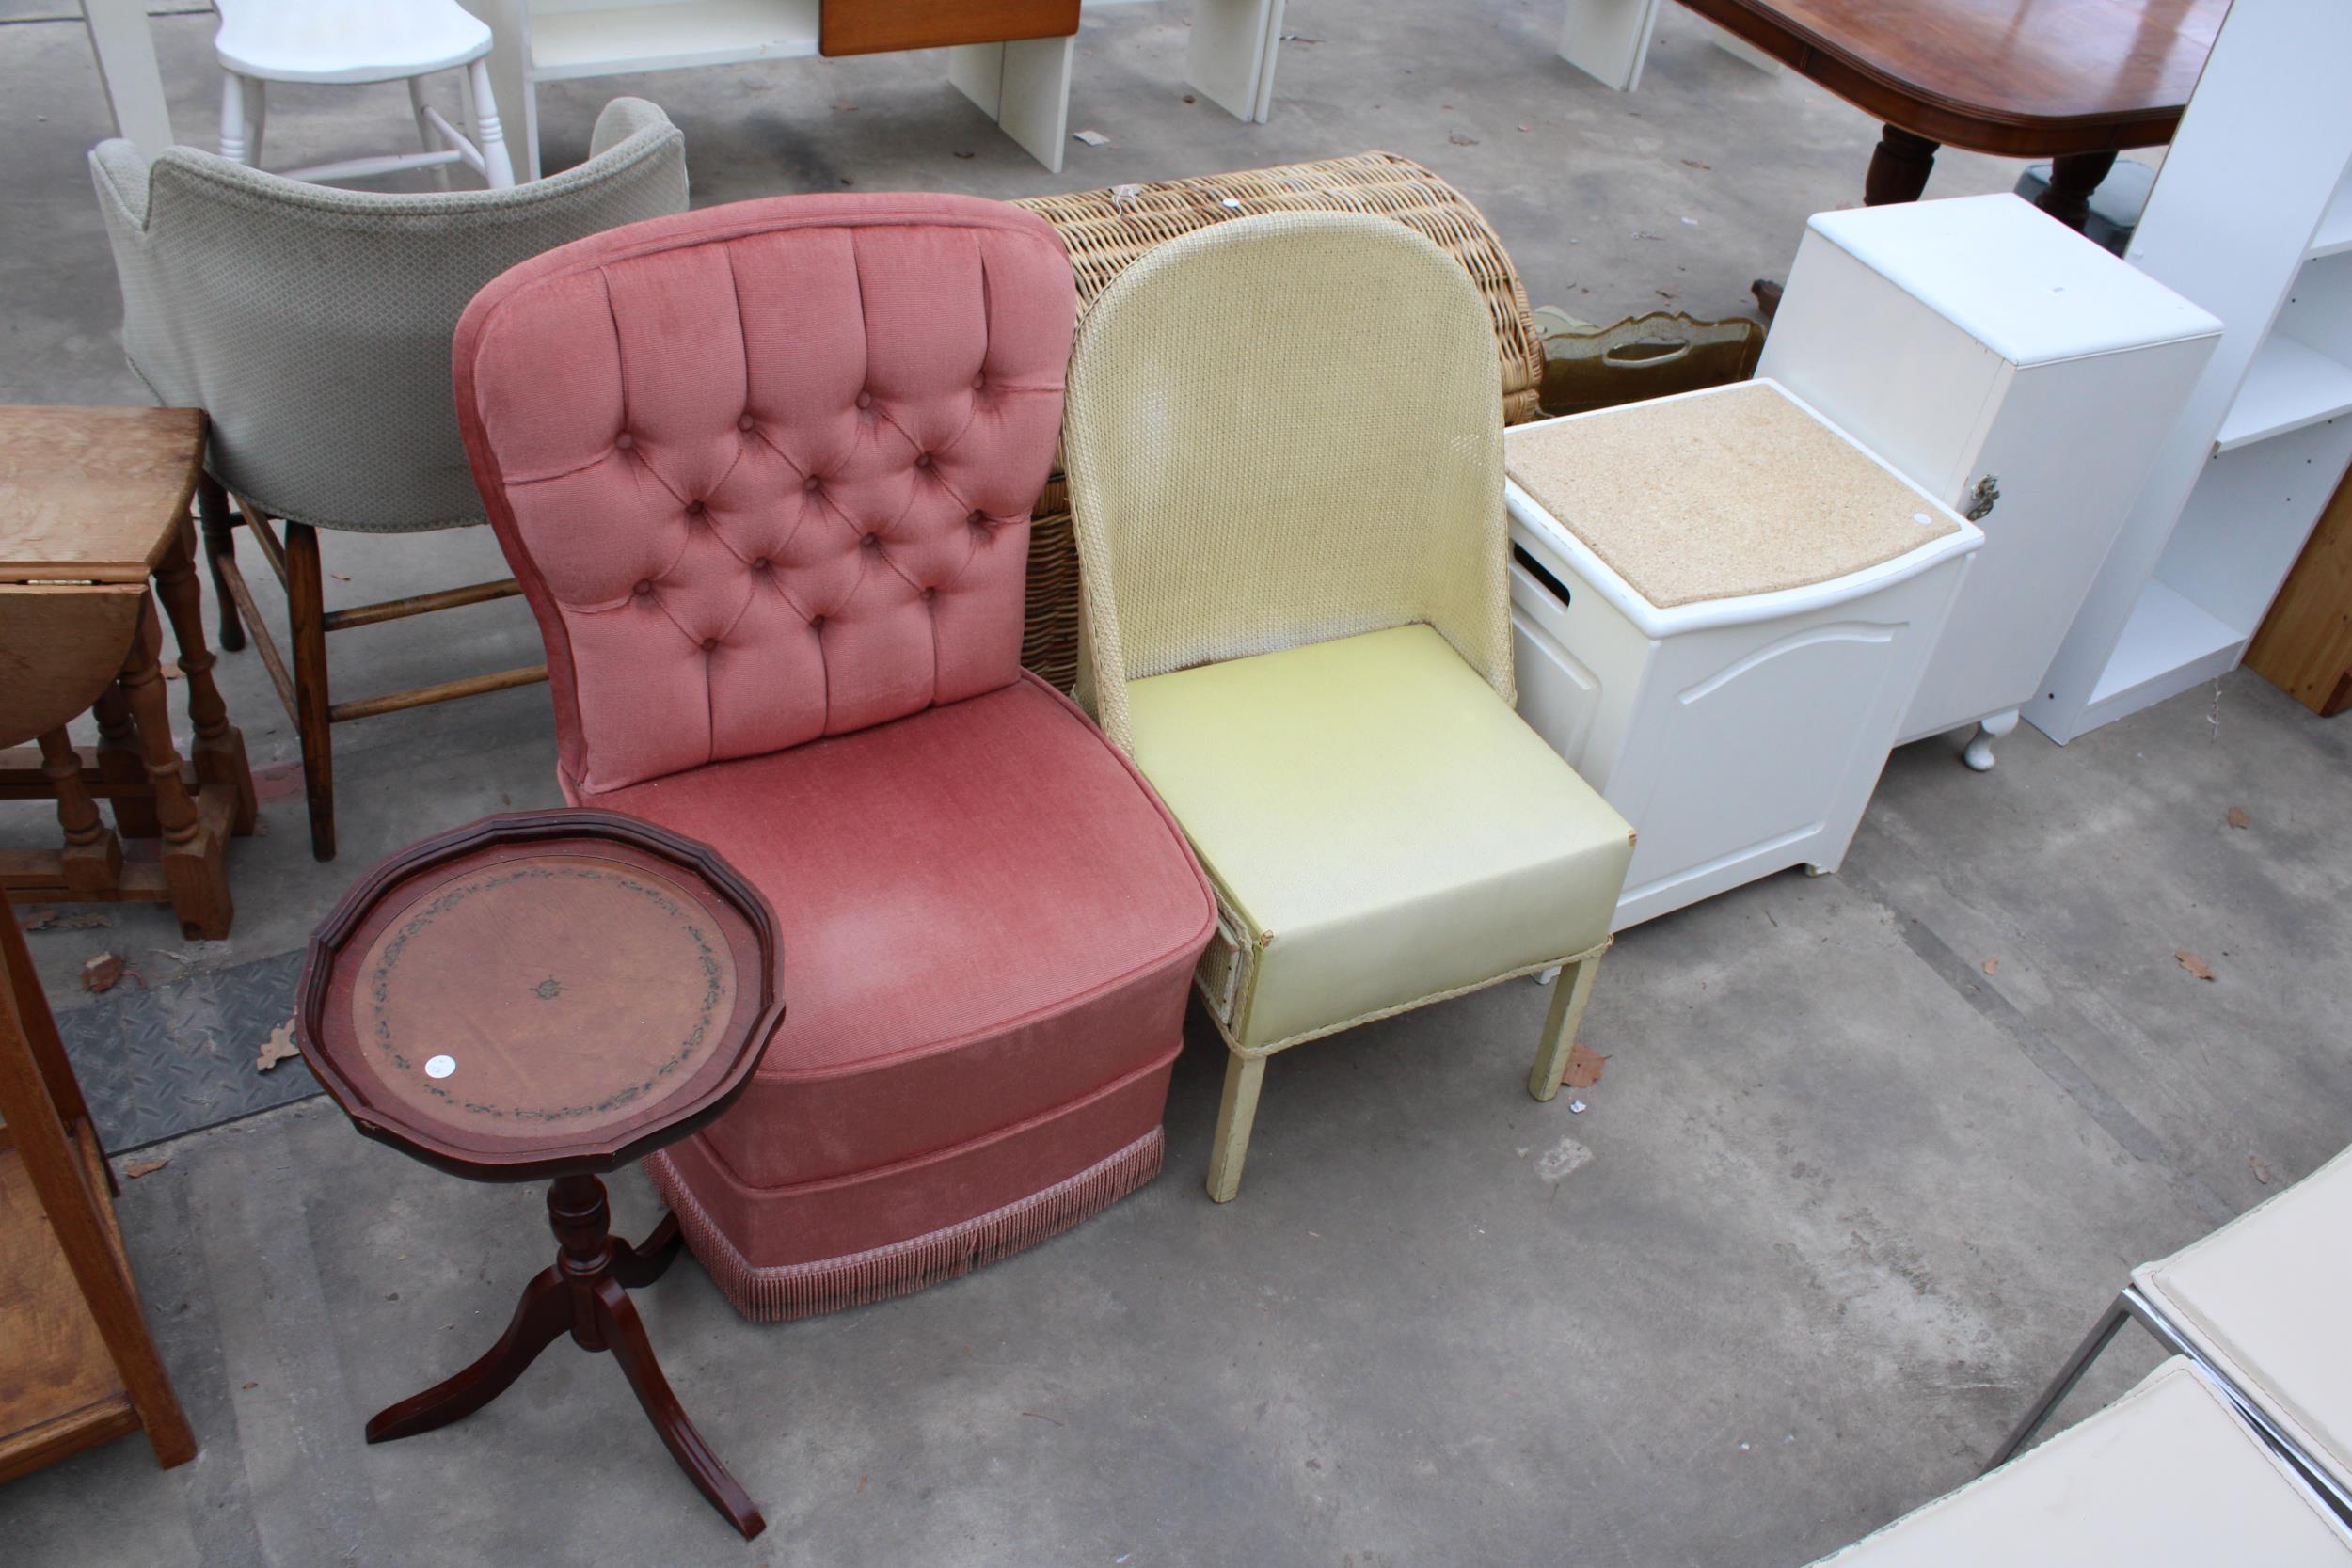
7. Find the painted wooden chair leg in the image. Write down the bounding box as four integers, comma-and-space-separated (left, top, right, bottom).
408, 76, 452, 191
1206, 1052, 1266, 1203
1527, 955, 1601, 1101
283, 521, 337, 861
217, 71, 247, 163
246, 77, 265, 168
469, 58, 516, 189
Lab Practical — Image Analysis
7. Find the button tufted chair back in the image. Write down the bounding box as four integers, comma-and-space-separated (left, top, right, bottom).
453, 194, 1077, 798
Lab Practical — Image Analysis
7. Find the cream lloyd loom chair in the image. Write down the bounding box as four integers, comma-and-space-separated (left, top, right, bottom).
88, 98, 687, 859
1065, 212, 1637, 1202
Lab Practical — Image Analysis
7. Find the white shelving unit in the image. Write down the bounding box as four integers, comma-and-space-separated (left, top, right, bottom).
2037, 0, 2352, 743
458, 0, 1283, 180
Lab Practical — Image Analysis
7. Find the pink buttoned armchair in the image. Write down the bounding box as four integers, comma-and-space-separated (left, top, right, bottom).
452, 194, 1216, 1319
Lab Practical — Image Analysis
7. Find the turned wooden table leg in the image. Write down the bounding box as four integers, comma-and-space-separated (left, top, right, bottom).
2036, 149, 2119, 232
1865, 124, 1940, 205
38, 729, 122, 895
119, 599, 231, 940
153, 513, 257, 835
92, 682, 158, 839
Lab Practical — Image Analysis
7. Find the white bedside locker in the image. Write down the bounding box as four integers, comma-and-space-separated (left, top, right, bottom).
1757, 194, 2221, 769
1505, 381, 1983, 931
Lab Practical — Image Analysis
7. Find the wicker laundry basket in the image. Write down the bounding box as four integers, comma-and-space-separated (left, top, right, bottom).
1012, 151, 1547, 689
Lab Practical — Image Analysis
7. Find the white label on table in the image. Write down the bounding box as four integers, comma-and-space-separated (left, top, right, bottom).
426, 1054, 456, 1079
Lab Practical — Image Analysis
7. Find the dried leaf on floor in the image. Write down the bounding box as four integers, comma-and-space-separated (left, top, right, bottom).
1182, 93, 1196, 104
256, 1019, 301, 1072
2249, 1153, 2274, 1185
1682, 157, 1712, 169
121, 1158, 168, 1180
1073, 129, 1111, 147
2226, 806, 2251, 830
1562, 1041, 1609, 1090
953, 150, 976, 159
82, 952, 127, 992
831, 101, 857, 113
329, 571, 351, 583
1448, 133, 1480, 147
23, 909, 113, 932
1981, 957, 2000, 975
2175, 950, 2217, 982
241, 1381, 257, 1390
1517, 124, 1532, 133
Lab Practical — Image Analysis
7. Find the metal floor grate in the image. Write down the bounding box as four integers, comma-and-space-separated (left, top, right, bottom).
56, 950, 319, 1152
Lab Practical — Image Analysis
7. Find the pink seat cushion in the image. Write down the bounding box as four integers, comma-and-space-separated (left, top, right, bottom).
594, 673, 1216, 1190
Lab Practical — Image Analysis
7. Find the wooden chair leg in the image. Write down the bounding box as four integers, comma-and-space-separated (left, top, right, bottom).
155, 509, 256, 835
283, 521, 337, 861
1528, 954, 1603, 1102
1206, 1052, 1266, 1204
195, 472, 245, 653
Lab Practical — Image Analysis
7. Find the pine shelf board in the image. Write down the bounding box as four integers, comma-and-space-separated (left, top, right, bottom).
0, 1121, 137, 1485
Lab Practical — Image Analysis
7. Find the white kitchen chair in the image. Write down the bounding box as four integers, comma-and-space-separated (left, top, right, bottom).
215, 0, 516, 189
1812, 1358, 2352, 1566
1991, 1142, 2352, 1528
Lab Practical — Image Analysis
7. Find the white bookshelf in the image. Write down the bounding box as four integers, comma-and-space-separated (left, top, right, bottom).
2213, 333, 2352, 453
2035, 0, 2352, 742
2312, 172, 2352, 261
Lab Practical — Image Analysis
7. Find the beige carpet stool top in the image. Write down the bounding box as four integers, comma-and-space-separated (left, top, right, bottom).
1812, 1358, 2352, 1566
1506, 379, 1962, 609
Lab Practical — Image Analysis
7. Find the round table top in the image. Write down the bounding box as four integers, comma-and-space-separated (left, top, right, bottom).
297, 812, 783, 1180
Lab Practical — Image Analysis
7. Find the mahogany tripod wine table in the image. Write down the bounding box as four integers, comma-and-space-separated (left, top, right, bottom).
296, 811, 785, 1539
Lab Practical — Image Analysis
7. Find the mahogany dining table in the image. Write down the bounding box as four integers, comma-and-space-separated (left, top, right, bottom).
1672, 0, 2227, 226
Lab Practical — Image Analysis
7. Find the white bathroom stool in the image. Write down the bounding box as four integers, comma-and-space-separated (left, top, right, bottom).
215, 0, 516, 189
1505, 380, 1984, 931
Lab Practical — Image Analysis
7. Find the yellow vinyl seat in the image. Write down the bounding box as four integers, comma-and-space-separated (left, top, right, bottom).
1128, 623, 1630, 1053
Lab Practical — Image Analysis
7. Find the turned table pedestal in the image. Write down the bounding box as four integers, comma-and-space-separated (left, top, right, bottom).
296, 811, 785, 1539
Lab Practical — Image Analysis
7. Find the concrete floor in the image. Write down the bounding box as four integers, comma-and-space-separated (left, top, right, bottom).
6, 4, 2346, 1567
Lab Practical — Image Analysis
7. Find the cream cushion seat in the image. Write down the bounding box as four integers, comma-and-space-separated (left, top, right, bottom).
1128, 623, 1633, 1053
1813, 1358, 2352, 1566
2134, 1141, 2352, 1496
